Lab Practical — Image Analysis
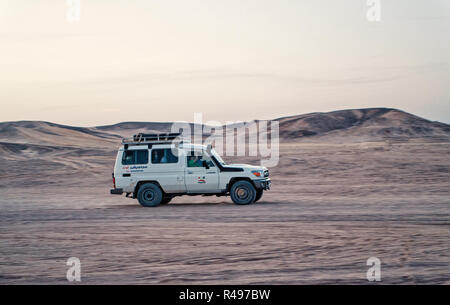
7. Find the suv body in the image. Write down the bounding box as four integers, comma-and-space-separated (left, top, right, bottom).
110, 133, 270, 207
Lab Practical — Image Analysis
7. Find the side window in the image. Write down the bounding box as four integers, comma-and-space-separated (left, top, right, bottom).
205, 158, 215, 167
151, 149, 179, 164
187, 152, 215, 168
187, 155, 203, 167
122, 150, 135, 165
122, 150, 148, 165
136, 150, 149, 164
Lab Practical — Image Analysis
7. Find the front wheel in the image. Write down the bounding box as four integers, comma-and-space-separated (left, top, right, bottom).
230, 180, 257, 205
137, 183, 163, 207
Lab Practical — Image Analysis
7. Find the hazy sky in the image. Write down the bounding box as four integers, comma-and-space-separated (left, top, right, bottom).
0, 0, 449, 126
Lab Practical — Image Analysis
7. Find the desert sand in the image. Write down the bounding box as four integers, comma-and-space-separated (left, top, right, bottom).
0, 108, 449, 284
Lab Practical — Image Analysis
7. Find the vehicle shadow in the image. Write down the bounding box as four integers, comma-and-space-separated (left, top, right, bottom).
168, 201, 289, 206
111, 200, 288, 209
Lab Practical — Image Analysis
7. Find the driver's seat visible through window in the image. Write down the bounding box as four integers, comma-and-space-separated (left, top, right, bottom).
186, 153, 215, 168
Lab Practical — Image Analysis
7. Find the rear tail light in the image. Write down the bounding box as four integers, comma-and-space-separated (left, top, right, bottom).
112, 172, 116, 188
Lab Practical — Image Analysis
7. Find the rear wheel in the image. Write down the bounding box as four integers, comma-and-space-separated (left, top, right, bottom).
254, 189, 263, 202
137, 183, 163, 207
230, 180, 257, 205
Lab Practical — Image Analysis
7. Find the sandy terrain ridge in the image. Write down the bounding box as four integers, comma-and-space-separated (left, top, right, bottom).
0, 108, 449, 284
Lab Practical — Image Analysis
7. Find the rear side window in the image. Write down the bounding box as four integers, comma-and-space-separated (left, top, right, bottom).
122, 150, 149, 165
151, 148, 178, 164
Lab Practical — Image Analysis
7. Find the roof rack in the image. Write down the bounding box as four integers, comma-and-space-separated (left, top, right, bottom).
122, 132, 187, 146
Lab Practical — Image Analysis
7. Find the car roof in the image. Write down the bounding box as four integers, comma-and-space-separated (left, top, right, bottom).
120, 143, 207, 150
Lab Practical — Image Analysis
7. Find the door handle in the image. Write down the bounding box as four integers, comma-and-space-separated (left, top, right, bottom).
206, 171, 216, 174
187, 171, 193, 174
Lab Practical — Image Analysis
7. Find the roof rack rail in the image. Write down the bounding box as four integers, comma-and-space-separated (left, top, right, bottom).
122, 132, 187, 145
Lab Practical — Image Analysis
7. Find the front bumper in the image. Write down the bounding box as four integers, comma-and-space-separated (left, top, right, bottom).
253, 178, 271, 190
110, 188, 124, 195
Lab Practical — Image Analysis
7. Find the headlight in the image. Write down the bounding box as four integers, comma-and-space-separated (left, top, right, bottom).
251, 170, 264, 177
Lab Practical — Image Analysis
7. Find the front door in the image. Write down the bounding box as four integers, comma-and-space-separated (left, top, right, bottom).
185, 152, 219, 193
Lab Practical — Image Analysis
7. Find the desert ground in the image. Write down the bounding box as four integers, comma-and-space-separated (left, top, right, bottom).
1, 137, 449, 284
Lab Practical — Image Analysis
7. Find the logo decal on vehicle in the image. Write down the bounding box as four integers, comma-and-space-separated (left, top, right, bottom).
197, 177, 206, 184
130, 165, 147, 173
122, 165, 147, 173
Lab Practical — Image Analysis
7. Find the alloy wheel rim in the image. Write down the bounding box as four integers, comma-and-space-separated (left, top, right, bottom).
236, 187, 249, 200
143, 190, 155, 201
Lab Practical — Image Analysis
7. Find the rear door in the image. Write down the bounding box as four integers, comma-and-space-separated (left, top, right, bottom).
115, 148, 149, 193
149, 146, 186, 193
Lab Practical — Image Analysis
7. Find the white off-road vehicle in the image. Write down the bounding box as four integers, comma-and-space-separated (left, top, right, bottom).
110, 133, 271, 207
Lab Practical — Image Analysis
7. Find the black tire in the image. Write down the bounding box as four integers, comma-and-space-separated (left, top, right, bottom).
230, 180, 257, 205
160, 197, 172, 205
137, 183, 163, 207
254, 189, 263, 202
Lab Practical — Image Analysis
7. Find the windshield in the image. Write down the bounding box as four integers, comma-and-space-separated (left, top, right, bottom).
211, 149, 226, 165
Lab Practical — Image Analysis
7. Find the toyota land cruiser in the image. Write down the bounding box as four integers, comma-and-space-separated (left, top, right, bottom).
110, 133, 271, 207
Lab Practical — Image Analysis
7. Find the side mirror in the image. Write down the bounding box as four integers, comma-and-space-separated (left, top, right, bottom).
202, 160, 210, 169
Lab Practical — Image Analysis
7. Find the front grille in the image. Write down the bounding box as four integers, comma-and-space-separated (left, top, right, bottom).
264, 170, 269, 177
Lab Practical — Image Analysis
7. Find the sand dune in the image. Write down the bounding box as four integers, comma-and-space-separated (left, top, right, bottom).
0, 121, 120, 148
276, 108, 450, 141
1, 108, 449, 149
